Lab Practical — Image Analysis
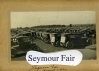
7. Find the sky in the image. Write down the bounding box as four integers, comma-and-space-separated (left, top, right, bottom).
10, 11, 96, 28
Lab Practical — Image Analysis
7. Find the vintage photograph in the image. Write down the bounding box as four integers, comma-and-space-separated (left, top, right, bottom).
10, 11, 96, 61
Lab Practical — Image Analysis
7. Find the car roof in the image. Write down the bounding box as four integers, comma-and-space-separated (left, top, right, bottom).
42, 32, 50, 34
61, 33, 80, 35
14, 36, 29, 39
21, 31, 31, 34
61, 33, 70, 35
31, 31, 36, 32
50, 33, 59, 34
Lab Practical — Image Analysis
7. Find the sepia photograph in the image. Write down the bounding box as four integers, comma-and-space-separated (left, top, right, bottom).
10, 11, 96, 61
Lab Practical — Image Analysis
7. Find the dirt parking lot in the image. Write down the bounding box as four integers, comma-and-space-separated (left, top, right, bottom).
11, 39, 96, 61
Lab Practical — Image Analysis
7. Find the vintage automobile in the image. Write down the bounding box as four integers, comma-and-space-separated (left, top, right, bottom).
28, 31, 36, 37
88, 29, 96, 38
50, 33, 61, 47
60, 33, 92, 49
80, 28, 96, 38
19, 31, 37, 41
11, 36, 43, 58
42, 32, 51, 43
36, 32, 42, 39
30, 31, 37, 39
36, 32, 40, 38
38, 32, 43, 40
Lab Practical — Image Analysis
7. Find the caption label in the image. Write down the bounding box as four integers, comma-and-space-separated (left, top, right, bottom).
26, 50, 82, 66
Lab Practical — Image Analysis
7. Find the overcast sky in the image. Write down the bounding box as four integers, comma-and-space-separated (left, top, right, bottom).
10, 11, 96, 28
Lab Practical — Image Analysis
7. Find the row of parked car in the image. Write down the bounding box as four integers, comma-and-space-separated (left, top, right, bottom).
11, 28, 96, 58
35, 31, 94, 47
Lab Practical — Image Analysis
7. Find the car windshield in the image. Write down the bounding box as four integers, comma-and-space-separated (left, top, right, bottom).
22, 37, 31, 41
68, 34, 81, 38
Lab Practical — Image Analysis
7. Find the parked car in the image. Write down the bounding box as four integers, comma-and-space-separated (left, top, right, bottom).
50, 33, 61, 47
60, 33, 92, 49
11, 36, 43, 58
30, 31, 36, 38
42, 32, 51, 43
38, 32, 43, 40
36, 32, 40, 38
36, 32, 42, 39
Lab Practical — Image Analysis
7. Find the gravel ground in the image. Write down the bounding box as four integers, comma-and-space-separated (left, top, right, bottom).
11, 39, 96, 61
